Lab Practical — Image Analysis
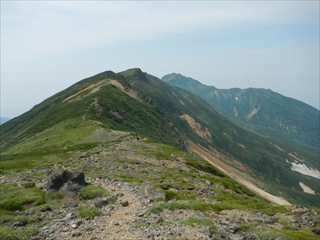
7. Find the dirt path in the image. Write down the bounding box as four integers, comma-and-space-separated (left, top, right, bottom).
63, 178, 211, 240
73, 180, 150, 240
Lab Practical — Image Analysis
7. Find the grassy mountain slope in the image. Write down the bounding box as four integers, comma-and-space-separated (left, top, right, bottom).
2, 131, 319, 240
162, 73, 320, 152
1, 68, 319, 208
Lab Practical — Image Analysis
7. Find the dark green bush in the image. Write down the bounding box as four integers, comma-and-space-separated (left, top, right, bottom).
79, 185, 110, 200
0, 226, 39, 240
22, 182, 36, 188
46, 191, 63, 200
76, 206, 102, 218
0, 198, 22, 211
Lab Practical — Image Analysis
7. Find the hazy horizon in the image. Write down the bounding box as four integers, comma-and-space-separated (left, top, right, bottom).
1, 1, 319, 118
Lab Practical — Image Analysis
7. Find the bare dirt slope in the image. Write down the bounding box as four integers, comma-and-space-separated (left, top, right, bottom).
188, 142, 291, 205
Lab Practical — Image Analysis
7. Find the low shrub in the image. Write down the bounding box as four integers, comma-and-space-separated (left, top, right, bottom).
163, 189, 198, 201
181, 217, 216, 233
21, 188, 46, 205
78, 184, 110, 200
148, 200, 218, 215
1, 187, 46, 206
214, 193, 288, 215
164, 190, 177, 201
258, 228, 320, 240
76, 206, 102, 218
0, 198, 22, 211
46, 191, 63, 200
0, 226, 39, 240
152, 196, 165, 202
22, 182, 36, 188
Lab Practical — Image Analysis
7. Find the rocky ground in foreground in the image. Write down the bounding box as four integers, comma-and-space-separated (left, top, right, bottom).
1, 136, 319, 240
1, 170, 319, 240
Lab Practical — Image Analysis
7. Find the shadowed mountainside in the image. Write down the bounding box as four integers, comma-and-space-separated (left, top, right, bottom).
162, 73, 319, 152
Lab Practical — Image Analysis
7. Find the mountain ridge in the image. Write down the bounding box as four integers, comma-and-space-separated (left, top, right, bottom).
162, 73, 320, 152
1, 68, 319, 209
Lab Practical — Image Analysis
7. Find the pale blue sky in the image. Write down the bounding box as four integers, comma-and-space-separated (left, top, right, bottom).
1, 1, 319, 118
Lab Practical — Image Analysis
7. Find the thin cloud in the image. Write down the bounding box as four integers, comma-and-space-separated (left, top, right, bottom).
2, 1, 318, 61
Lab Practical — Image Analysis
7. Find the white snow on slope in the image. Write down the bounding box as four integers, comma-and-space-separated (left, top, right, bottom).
299, 182, 315, 195
286, 159, 320, 179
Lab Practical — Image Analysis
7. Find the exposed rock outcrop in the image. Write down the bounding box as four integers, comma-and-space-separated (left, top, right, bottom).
46, 170, 86, 197
137, 183, 166, 200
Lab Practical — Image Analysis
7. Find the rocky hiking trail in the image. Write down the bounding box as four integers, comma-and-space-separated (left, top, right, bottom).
14, 175, 320, 240
33, 176, 219, 240
1, 133, 319, 240
66, 178, 218, 240
27, 176, 310, 240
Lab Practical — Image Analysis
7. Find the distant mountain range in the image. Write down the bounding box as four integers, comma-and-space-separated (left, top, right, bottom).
162, 73, 320, 152
1, 68, 319, 208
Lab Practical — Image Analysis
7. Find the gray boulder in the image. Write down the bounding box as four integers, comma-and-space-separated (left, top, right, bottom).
198, 226, 212, 237
91, 196, 115, 208
264, 217, 278, 225
312, 229, 320, 235
46, 170, 86, 197
242, 233, 259, 240
137, 183, 166, 200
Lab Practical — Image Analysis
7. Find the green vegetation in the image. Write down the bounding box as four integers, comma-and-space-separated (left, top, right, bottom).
149, 194, 287, 216
79, 184, 111, 200
22, 182, 36, 188
0, 198, 23, 211
275, 229, 320, 240
148, 200, 219, 215
214, 192, 287, 215
0, 184, 45, 210
181, 217, 216, 233
0, 210, 41, 225
279, 218, 297, 230
162, 73, 319, 152
1, 68, 319, 208
163, 189, 198, 201
46, 191, 64, 200
0, 226, 39, 240
238, 222, 320, 240
0, 68, 319, 239
151, 196, 166, 202
76, 206, 102, 218
0, 128, 318, 239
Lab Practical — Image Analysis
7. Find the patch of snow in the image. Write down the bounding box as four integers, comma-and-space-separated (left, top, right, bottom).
299, 182, 315, 195
288, 160, 320, 179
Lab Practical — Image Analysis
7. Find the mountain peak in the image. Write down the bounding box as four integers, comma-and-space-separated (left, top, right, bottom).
118, 68, 149, 83
163, 73, 319, 152
162, 73, 217, 91
1, 68, 319, 209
